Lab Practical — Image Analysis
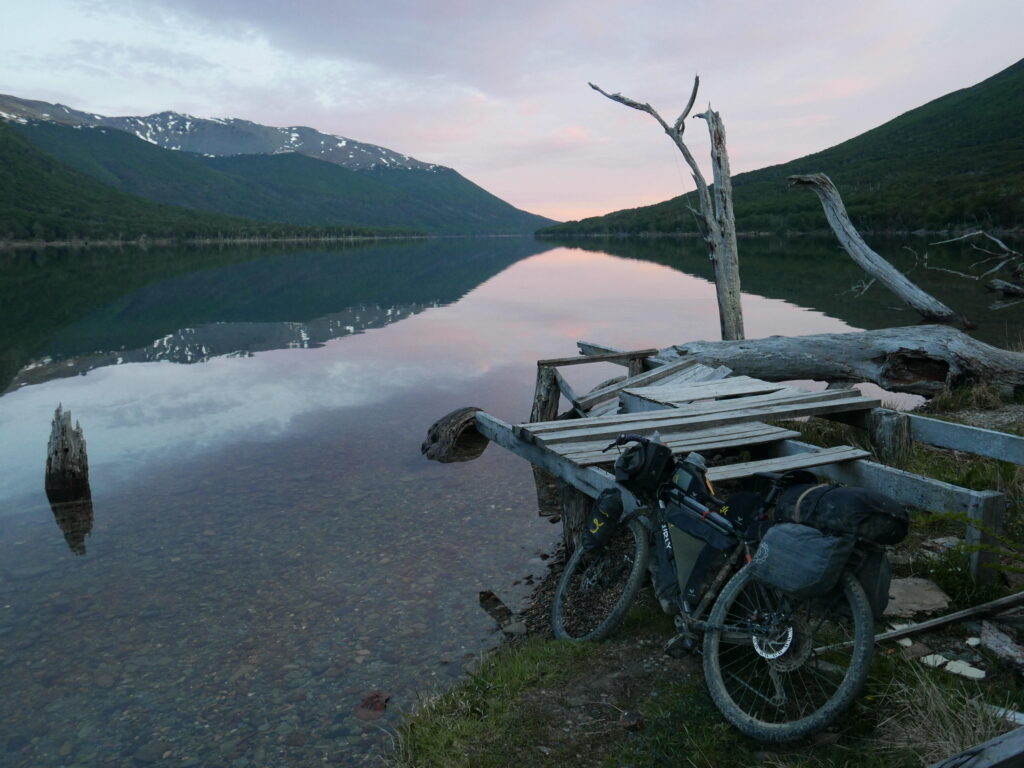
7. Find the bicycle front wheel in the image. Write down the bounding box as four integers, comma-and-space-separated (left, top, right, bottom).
551, 518, 649, 642
702, 567, 874, 742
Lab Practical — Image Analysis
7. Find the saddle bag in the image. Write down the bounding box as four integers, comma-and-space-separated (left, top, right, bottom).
775, 484, 909, 545
749, 523, 854, 599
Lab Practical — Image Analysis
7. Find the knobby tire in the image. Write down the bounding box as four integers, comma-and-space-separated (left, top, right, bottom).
551, 518, 649, 642
702, 567, 874, 742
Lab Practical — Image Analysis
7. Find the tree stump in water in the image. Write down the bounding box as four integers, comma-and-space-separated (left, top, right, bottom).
45, 405, 94, 554
421, 407, 489, 463
45, 405, 90, 502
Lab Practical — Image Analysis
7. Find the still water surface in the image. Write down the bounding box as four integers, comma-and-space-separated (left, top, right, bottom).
0, 236, 1019, 765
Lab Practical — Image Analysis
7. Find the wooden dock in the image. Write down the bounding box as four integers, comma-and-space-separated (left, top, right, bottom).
426, 340, 1023, 583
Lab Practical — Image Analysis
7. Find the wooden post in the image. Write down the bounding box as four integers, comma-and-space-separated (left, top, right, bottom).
530, 365, 563, 519
869, 409, 911, 465
967, 492, 1007, 585
560, 483, 592, 553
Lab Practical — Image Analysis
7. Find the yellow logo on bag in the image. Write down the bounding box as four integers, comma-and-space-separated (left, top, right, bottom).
589, 517, 605, 534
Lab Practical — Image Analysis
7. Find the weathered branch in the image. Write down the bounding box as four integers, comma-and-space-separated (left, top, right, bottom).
590, 79, 744, 340
790, 173, 966, 326
664, 325, 1024, 396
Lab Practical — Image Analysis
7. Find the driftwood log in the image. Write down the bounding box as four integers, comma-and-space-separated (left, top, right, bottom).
45, 405, 90, 502
590, 78, 745, 340
790, 174, 967, 327
420, 407, 488, 463
988, 279, 1024, 298
664, 325, 1024, 397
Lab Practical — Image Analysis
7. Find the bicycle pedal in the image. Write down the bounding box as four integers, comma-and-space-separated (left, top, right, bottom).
663, 633, 696, 658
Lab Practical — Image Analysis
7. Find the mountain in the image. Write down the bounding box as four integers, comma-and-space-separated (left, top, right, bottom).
0, 95, 554, 234
0, 95, 437, 171
540, 58, 1024, 235
0, 119, 340, 242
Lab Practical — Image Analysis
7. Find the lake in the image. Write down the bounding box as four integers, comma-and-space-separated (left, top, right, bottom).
0, 235, 1019, 766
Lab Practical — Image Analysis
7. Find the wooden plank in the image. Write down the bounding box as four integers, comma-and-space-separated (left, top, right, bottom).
552, 368, 581, 408
531, 395, 882, 446
587, 400, 619, 418
706, 446, 871, 482
576, 356, 701, 410
537, 348, 658, 368
928, 725, 1024, 768
577, 341, 674, 369
619, 384, 849, 415
625, 377, 792, 403
901, 411, 1024, 466
528, 388, 855, 435
568, 426, 803, 466
769, 439, 1005, 517
552, 421, 800, 461
474, 412, 640, 512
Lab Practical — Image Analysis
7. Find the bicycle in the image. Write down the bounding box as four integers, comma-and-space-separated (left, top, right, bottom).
550, 433, 884, 742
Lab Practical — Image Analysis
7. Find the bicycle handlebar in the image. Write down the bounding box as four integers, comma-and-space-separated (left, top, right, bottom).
601, 433, 650, 452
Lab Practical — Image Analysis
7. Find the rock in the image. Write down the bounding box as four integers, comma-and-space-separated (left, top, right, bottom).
281, 731, 306, 747
134, 740, 171, 763
354, 691, 389, 721
619, 710, 644, 731
93, 672, 116, 688
479, 590, 513, 626
901, 642, 933, 661
944, 660, 986, 680
981, 621, 1024, 667
966, 637, 982, 647
883, 578, 951, 617
502, 621, 528, 637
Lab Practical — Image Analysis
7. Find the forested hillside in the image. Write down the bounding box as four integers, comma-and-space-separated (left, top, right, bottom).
0, 122, 405, 241
7, 119, 552, 235
541, 58, 1024, 235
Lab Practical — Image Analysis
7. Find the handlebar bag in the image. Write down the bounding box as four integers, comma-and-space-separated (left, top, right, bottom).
614, 441, 674, 496
775, 484, 909, 545
748, 523, 854, 599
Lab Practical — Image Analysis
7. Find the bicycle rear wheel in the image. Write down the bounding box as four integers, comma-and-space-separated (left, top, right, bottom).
702, 567, 874, 742
551, 518, 649, 642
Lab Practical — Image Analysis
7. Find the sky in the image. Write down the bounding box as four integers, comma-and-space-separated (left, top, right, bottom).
1, 1, 1021, 221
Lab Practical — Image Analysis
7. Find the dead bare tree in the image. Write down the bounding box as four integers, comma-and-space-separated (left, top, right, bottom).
590, 77, 744, 340
789, 173, 967, 326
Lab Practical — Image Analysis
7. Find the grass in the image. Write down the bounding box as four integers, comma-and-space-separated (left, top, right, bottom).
390, 638, 598, 768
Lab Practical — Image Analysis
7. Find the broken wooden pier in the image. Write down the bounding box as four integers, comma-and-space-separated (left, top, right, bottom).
424, 341, 1019, 583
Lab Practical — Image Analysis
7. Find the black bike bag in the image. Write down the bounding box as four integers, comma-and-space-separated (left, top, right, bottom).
749, 523, 854, 599
775, 484, 909, 545
614, 441, 675, 496
582, 487, 624, 554
662, 497, 738, 608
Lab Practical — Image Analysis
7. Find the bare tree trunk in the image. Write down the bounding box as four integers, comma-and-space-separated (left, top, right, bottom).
789, 173, 966, 326
664, 325, 1024, 396
700, 107, 743, 340
590, 78, 745, 340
